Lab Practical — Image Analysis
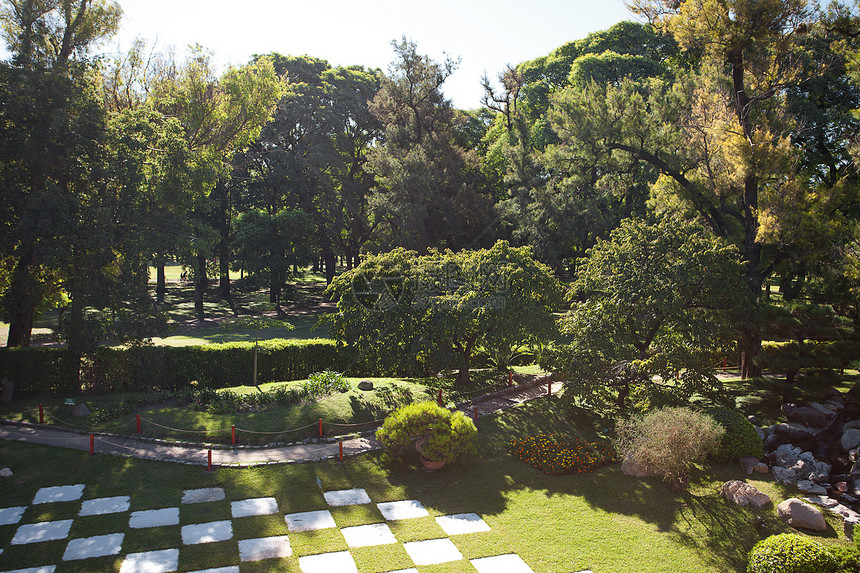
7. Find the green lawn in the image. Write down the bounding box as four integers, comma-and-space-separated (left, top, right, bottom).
0, 396, 853, 573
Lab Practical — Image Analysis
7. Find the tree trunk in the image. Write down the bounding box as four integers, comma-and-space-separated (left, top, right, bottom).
218, 246, 231, 299
155, 259, 166, 303
5, 247, 39, 347
195, 254, 206, 321
322, 246, 336, 285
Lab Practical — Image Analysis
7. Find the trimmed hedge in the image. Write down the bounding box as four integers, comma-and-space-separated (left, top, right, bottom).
706, 406, 764, 462
747, 533, 836, 573
0, 339, 361, 395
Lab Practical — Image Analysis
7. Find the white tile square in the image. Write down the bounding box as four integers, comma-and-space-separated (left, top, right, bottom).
187, 568, 240, 573
181, 487, 225, 504
10, 520, 73, 544
32, 485, 85, 504
284, 509, 337, 532
181, 520, 233, 545
323, 488, 372, 506
471, 554, 535, 572
231, 497, 278, 518
238, 535, 292, 561
62, 533, 124, 560
380, 570, 418, 573
0, 506, 26, 526
341, 523, 396, 547
299, 551, 358, 573
119, 548, 179, 573
436, 513, 491, 535
377, 500, 429, 521
0, 567, 56, 573
129, 507, 180, 529
403, 538, 463, 565
79, 496, 131, 516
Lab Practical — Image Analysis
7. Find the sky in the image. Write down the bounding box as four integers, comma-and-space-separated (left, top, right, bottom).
106, 0, 635, 109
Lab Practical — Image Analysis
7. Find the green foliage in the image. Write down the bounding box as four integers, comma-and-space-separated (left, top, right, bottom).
615, 407, 724, 489
830, 543, 860, 573
508, 433, 617, 475
304, 371, 349, 396
759, 341, 840, 385
0, 340, 359, 395
705, 407, 764, 462
747, 534, 837, 573
327, 240, 562, 385
544, 217, 749, 411
375, 402, 477, 463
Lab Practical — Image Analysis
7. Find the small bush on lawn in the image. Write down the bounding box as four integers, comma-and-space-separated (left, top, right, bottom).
376, 402, 477, 464
830, 544, 860, 573
615, 407, 724, 490
509, 433, 617, 475
304, 371, 350, 396
705, 406, 764, 462
747, 533, 836, 573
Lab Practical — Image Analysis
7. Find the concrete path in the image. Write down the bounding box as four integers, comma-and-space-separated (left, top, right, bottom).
0, 379, 564, 468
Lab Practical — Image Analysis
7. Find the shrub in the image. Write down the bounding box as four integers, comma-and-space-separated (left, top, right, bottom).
508, 433, 617, 475
304, 371, 349, 398
376, 402, 477, 464
747, 533, 836, 573
705, 407, 764, 462
830, 544, 860, 573
615, 406, 724, 489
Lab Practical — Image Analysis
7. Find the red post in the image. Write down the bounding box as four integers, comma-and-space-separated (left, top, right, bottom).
723, 357, 727, 369
339, 441, 344, 463
39, 404, 44, 424
136, 415, 141, 434
473, 406, 478, 423
89, 433, 95, 455
437, 389, 443, 406
207, 449, 213, 472
318, 419, 323, 438
508, 371, 513, 385
547, 379, 552, 396
231, 425, 236, 446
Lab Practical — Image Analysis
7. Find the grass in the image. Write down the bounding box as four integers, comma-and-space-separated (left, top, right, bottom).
0, 396, 855, 572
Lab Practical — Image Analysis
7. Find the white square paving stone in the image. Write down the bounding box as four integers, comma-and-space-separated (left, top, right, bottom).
284, 509, 337, 532
187, 568, 240, 573
238, 535, 292, 561
62, 533, 124, 560
380, 570, 418, 573
340, 523, 397, 547
377, 500, 429, 521
436, 513, 491, 535
0, 567, 56, 573
0, 506, 26, 526
471, 554, 535, 573
181, 520, 233, 545
403, 538, 463, 566
119, 548, 179, 573
230, 497, 278, 518
10, 520, 73, 544
79, 496, 131, 516
323, 488, 372, 506
181, 487, 225, 504
298, 550, 358, 573
32, 484, 85, 504
129, 507, 180, 529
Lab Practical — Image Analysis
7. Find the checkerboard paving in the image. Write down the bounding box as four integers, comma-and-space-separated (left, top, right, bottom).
0, 483, 598, 573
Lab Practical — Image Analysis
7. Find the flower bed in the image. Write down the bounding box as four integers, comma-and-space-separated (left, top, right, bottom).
509, 433, 617, 475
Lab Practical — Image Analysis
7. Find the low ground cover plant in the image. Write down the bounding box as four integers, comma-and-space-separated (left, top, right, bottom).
508, 433, 617, 475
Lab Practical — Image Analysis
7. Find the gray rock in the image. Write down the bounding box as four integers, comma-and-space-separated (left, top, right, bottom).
720, 480, 772, 509
810, 402, 838, 418
777, 498, 827, 531
740, 457, 760, 474
70, 403, 90, 418
773, 423, 815, 441
747, 415, 760, 426
358, 380, 374, 391
845, 517, 860, 540
755, 427, 766, 441
773, 466, 797, 483
0, 467, 12, 477
804, 495, 840, 509
797, 480, 827, 495
827, 399, 845, 410
781, 404, 829, 428
754, 463, 769, 474
771, 444, 801, 467
843, 428, 860, 451
845, 420, 860, 432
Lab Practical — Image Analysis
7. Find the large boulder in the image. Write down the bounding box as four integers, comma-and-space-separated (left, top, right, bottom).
720, 480, 772, 509
843, 428, 860, 451
70, 403, 91, 418
772, 423, 815, 442
773, 466, 797, 483
358, 380, 374, 391
777, 498, 828, 532
781, 404, 830, 428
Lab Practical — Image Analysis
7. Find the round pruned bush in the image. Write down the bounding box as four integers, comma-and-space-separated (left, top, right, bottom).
615, 406, 724, 490
747, 533, 836, 573
376, 402, 477, 464
705, 406, 764, 462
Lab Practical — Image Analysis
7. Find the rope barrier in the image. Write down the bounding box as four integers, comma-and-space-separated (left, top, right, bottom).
44, 410, 137, 432
234, 422, 317, 436
139, 418, 224, 435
